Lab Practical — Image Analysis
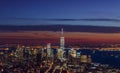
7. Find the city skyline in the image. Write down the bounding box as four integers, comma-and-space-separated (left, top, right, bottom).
1, 1, 120, 73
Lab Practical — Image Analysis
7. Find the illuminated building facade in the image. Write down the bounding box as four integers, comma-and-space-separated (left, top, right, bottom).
60, 28, 65, 50
47, 43, 53, 58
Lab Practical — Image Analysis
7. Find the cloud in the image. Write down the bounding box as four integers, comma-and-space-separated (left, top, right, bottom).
0, 25, 120, 33
1, 17, 120, 22
41, 18, 120, 22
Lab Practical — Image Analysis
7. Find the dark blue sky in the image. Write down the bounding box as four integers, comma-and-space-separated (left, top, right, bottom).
0, 0, 120, 26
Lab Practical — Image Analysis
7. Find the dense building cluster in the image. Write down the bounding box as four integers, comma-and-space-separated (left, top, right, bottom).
0, 45, 120, 73
0, 29, 120, 73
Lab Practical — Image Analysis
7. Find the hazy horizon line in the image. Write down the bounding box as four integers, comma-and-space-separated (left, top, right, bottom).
1, 17, 120, 22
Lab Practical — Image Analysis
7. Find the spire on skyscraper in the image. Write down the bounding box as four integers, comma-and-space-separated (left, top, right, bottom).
61, 28, 63, 36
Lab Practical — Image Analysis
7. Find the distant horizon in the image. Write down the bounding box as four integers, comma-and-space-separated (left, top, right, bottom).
0, 25, 120, 33
1, 23, 120, 27
1, 18, 120, 27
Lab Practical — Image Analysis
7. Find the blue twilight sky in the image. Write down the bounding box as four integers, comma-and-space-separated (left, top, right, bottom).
0, 0, 120, 26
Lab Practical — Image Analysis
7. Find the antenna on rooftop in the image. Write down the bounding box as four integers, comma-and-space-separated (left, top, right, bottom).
61, 28, 64, 36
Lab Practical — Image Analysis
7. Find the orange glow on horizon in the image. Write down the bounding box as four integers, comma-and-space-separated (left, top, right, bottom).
0, 31, 120, 44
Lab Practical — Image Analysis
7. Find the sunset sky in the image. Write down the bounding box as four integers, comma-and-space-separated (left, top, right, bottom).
0, 0, 120, 44
0, 0, 120, 27
0, 31, 120, 44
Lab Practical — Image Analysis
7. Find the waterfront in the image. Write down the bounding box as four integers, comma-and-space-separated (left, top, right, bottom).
1, 45, 120, 73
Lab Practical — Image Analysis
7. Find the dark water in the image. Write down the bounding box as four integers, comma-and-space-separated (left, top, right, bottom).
55, 49, 120, 69
77, 49, 120, 69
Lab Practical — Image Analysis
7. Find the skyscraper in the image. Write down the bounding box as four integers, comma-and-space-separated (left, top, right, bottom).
47, 43, 53, 58
57, 28, 66, 61
60, 28, 65, 50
